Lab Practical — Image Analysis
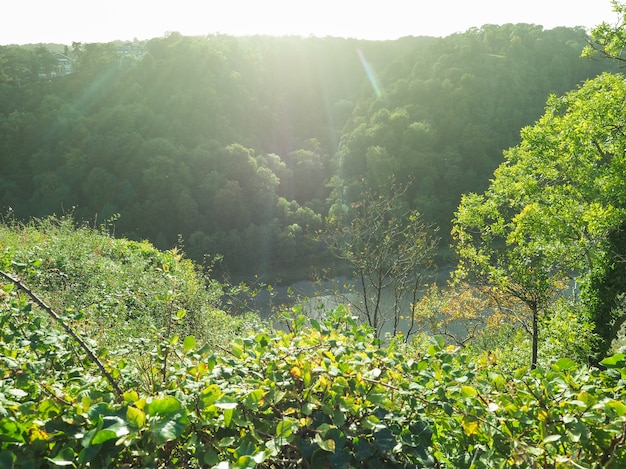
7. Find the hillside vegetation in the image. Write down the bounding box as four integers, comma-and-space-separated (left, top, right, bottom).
4, 9, 626, 466
1, 220, 625, 467
0, 25, 613, 278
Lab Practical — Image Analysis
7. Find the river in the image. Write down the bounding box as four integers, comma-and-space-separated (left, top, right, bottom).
252, 269, 452, 337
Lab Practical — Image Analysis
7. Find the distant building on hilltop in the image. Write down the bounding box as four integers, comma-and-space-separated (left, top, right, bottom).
116, 44, 145, 61
53, 53, 73, 76
38, 52, 73, 79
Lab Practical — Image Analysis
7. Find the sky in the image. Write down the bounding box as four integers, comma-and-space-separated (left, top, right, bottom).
0, 0, 620, 45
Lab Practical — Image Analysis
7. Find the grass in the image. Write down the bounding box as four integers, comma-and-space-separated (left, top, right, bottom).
0, 214, 266, 356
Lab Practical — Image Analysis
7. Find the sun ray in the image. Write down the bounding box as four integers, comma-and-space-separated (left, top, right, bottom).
357, 48, 381, 98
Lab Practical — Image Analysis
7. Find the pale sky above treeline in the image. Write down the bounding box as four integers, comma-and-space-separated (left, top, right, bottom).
1, 0, 618, 45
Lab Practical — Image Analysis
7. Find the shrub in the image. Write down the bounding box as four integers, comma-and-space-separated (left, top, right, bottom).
0, 215, 264, 354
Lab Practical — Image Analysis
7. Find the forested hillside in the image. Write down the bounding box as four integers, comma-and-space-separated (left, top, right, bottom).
5, 12, 626, 464
0, 25, 613, 279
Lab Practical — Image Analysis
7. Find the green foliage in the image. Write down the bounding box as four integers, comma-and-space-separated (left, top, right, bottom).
0, 27, 613, 278
2, 278, 626, 467
467, 296, 595, 373
333, 24, 610, 236
453, 71, 626, 365
581, 220, 626, 362
582, 1, 626, 63
0, 216, 263, 355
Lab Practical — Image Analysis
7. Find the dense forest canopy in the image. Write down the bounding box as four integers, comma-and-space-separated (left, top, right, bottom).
0, 25, 613, 280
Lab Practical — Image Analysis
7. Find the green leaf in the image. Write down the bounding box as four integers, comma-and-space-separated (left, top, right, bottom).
243, 389, 264, 411
91, 416, 129, 444
215, 397, 238, 410
218, 436, 236, 447
373, 426, 396, 451
234, 437, 257, 458
39, 398, 63, 418
151, 415, 185, 444
310, 318, 321, 331
427, 336, 445, 354
231, 338, 244, 358
200, 384, 223, 408
367, 388, 388, 404
46, 446, 76, 466
252, 450, 267, 464
254, 332, 270, 347
223, 407, 234, 427
514, 366, 529, 379
302, 401, 316, 415
332, 408, 346, 427
183, 335, 196, 353
147, 396, 182, 417
354, 438, 375, 461
8, 388, 27, 399
542, 434, 562, 444
600, 353, 626, 368
197, 343, 214, 357
276, 417, 296, 443
203, 449, 219, 465
362, 415, 380, 430
90, 429, 118, 445
233, 455, 256, 468
461, 385, 478, 398
554, 358, 577, 371
606, 399, 626, 416
265, 438, 281, 455
0, 451, 17, 468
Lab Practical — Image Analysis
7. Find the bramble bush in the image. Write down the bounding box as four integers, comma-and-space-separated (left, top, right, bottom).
1, 272, 626, 467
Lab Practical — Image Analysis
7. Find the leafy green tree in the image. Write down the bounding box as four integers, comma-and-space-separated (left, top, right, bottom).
453, 193, 567, 369
582, 0, 626, 63
454, 72, 626, 366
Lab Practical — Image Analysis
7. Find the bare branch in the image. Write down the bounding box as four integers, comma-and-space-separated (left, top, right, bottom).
0, 270, 124, 398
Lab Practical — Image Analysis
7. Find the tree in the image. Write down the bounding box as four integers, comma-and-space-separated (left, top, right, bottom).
453, 192, 567, 369
582, 1, 626, 64
324, 180, 439, 339
453, 72, 626, 367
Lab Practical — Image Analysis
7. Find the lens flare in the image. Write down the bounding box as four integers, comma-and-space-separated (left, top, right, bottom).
357, 48, 381, 98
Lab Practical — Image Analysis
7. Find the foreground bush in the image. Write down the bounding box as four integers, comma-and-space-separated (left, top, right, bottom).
1, 269, 625, 468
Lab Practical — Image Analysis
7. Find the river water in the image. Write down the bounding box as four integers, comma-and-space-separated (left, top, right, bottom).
253, 271, 448, 337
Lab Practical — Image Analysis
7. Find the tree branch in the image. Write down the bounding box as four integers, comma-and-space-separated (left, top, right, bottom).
0, 270, 124, 399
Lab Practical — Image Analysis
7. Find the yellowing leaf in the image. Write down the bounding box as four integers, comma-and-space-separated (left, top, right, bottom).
607, 399, 626, 416
123, 390, 139, 404
461, 385, 477, 398
462, 416, 480, 436
290, 366, 302, 381
29, 427, 48, 442
126, 406, 146, 428
316, 436, 336, 453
